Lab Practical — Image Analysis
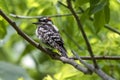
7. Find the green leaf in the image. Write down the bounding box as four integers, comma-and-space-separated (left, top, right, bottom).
89, 0, 100, 15
93, 10, 106, 33
43, 75, 53, 80
0, 62, 32, 80
0, 0, 9, 12
104, 1, 110, 23
75, 0, 89, 7
92, 0, 110, 33
80, 8, 90, 25
0, 17, 7, 39
89, 0, 107, 15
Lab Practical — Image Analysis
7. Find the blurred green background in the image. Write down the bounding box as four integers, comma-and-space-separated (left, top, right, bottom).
0, 0, 120, 80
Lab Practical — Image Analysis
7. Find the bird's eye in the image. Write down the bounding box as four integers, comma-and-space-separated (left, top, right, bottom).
38, 17, 49, 22
38, 19, 41, 22
43, 20, 47, 22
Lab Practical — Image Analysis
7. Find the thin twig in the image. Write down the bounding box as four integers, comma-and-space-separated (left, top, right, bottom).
66, 0, 98, 68
58, 1, 68, 8
70, 56, 120, 60
10, 11, 82, 19
104, 24, 120, 35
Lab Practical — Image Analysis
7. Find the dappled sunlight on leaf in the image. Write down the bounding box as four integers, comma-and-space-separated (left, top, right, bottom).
54, 65, 81, 80
43, 75, 53, 80
18, 77, 24, 80
107, 32, 120, 39
27, 0, 39, 8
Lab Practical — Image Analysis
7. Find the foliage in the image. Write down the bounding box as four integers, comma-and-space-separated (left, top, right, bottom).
0, 62, 32, 80
0, 0, 120, 80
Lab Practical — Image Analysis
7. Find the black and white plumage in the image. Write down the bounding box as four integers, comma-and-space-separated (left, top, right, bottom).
33, 17, 67, 57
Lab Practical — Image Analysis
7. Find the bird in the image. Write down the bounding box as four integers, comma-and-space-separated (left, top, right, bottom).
33, 17, 68, 57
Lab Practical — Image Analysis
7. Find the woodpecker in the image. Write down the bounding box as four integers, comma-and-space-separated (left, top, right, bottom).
33, 17, 68, 57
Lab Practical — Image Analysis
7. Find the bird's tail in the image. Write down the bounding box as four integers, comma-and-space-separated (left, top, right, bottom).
57, 45, 68, 57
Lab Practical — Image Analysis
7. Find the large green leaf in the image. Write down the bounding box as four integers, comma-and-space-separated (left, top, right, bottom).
104, 1, 110, 23
0, 0, 9, 12
93, 10, 106, 33
80, 8, 90, 25
89, 0, 110, 33
75, 0, 89, 7
0, 62, 32, 80
89, 0, 107, 15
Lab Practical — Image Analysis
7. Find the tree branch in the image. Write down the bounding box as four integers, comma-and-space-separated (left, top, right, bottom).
60, 57, 92, 74
72, 51, 115, 80
66, 0, 98, 68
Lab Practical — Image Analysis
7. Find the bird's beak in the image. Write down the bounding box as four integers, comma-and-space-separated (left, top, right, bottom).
32, 22, 41, 24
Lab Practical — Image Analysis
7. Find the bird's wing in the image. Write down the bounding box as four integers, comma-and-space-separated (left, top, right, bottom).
37, 24, 64, 47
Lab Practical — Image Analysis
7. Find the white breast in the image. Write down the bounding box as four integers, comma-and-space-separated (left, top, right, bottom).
36, 28, 42, 40
53, 25, 59, 32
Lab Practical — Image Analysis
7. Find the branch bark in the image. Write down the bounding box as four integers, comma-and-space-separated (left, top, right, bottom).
72, 51, 115, 80
70, 56, 120, 60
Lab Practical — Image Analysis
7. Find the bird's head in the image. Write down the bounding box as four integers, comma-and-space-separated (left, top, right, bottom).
33, 17, 53, 25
